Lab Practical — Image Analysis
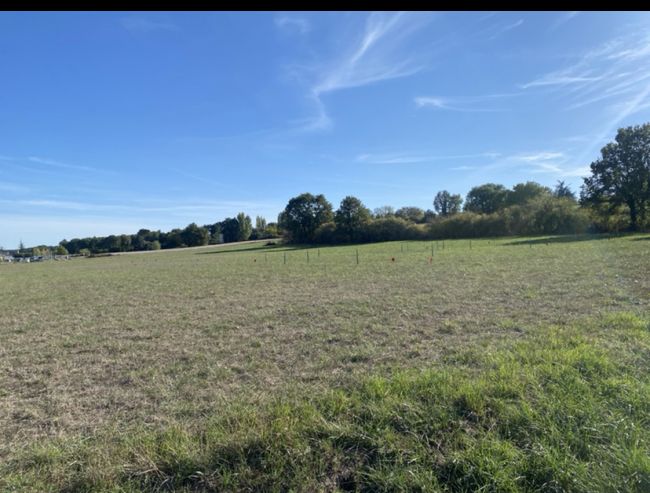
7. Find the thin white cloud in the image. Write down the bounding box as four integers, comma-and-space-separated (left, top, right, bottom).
120, 17, 179, 33
292, 12, 434, 131
356, 152, 500, 164
450, 165, 478, 171
275, 16, 311, 34
313, 12, 431, 96
474, 18, 524, 41
473, 149, 590, 178
0, 181, 30, 193
27, 156, 96, 172
414, 96, 505, 112
515, 152, 565, 162
549, 12, 579, 31
520, 75, 602, 89
489, 19, 524, 39
0, 198, 272, 214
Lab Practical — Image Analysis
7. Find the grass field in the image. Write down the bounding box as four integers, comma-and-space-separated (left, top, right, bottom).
1, 235, 649, 491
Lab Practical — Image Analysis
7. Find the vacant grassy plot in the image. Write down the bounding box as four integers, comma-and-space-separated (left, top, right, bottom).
1, 235, 649, 491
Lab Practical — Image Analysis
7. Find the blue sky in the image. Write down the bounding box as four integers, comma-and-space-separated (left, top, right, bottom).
2, 11, 650, 247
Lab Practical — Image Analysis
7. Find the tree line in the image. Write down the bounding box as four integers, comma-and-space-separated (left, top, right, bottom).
277, 123, 649, 244
53, 122, 648, 253
278, 181, 591, 245
59, 214, 280, 255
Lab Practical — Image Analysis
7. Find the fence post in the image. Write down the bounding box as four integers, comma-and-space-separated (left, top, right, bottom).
356, 248, 359, 265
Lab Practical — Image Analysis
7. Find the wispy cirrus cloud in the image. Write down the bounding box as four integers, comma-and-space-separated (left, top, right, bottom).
414, 94, 516, 112
1, 154, 101, 173
474, 17, 524, 41
481, 150, 590, 178
356, 151, 500, 164
292, 12, 435, 131
549, 12, 580, 31
515, 152, 565, 162
120, 17, 179, 33
274, 16, 310, 34
28, 156, 96, 172
520, 30, 650, 106
520, 74, 603, 89
0, 198, 272, 214
520, 30, 650, 163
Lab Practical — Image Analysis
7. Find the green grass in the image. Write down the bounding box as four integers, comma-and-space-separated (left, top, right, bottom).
1, 235, 649, 491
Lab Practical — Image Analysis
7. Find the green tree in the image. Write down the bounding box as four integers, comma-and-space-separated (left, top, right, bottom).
506, 181, 552, 206
181, 223, 209, 247
221, 218, 239, 243
280, 193, 333, 243
335, 196, 371, 241
553, 180, 576, 201
54, 245, 68, 256
373, 205, 395, 218
255, 216, 267, 231
434, 191, 463, 216
395, 206, 425, 223
464, 183, 508, 214
582, 123, 650, 230
236, 212, 253, 241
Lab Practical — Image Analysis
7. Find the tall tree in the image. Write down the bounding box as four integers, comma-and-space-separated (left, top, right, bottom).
434, 191, 463, 216
236, 212, 253, 241
553, 180, 576, 201
464, 183, 508, 214
221, 218, 240, 243
255, 216, 267, 232
181, 223, 209, 247
280, 193, 333, 243
335, 196, 371, 240
582, 123, 650, 230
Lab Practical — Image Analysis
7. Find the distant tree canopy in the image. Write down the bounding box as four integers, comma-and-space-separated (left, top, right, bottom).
58, 213, 279, 255
373, 206, 395, 218
434, 191, 463, 216
581, 123, 650, 231
464, 183, 508, 214
554, 180, 576, 201
334, 196, 372, 241
221, 218, 241, 243
280, 193, 333, 243
181, 223, 209, 247
279, 184, 592, 245
236, 212, 253, 242
395, 206, 426, 224
506, 181, 552, 207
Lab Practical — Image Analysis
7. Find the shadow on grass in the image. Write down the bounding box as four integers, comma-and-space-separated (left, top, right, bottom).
196, 243, 315, 255
504, 233, 638, 246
